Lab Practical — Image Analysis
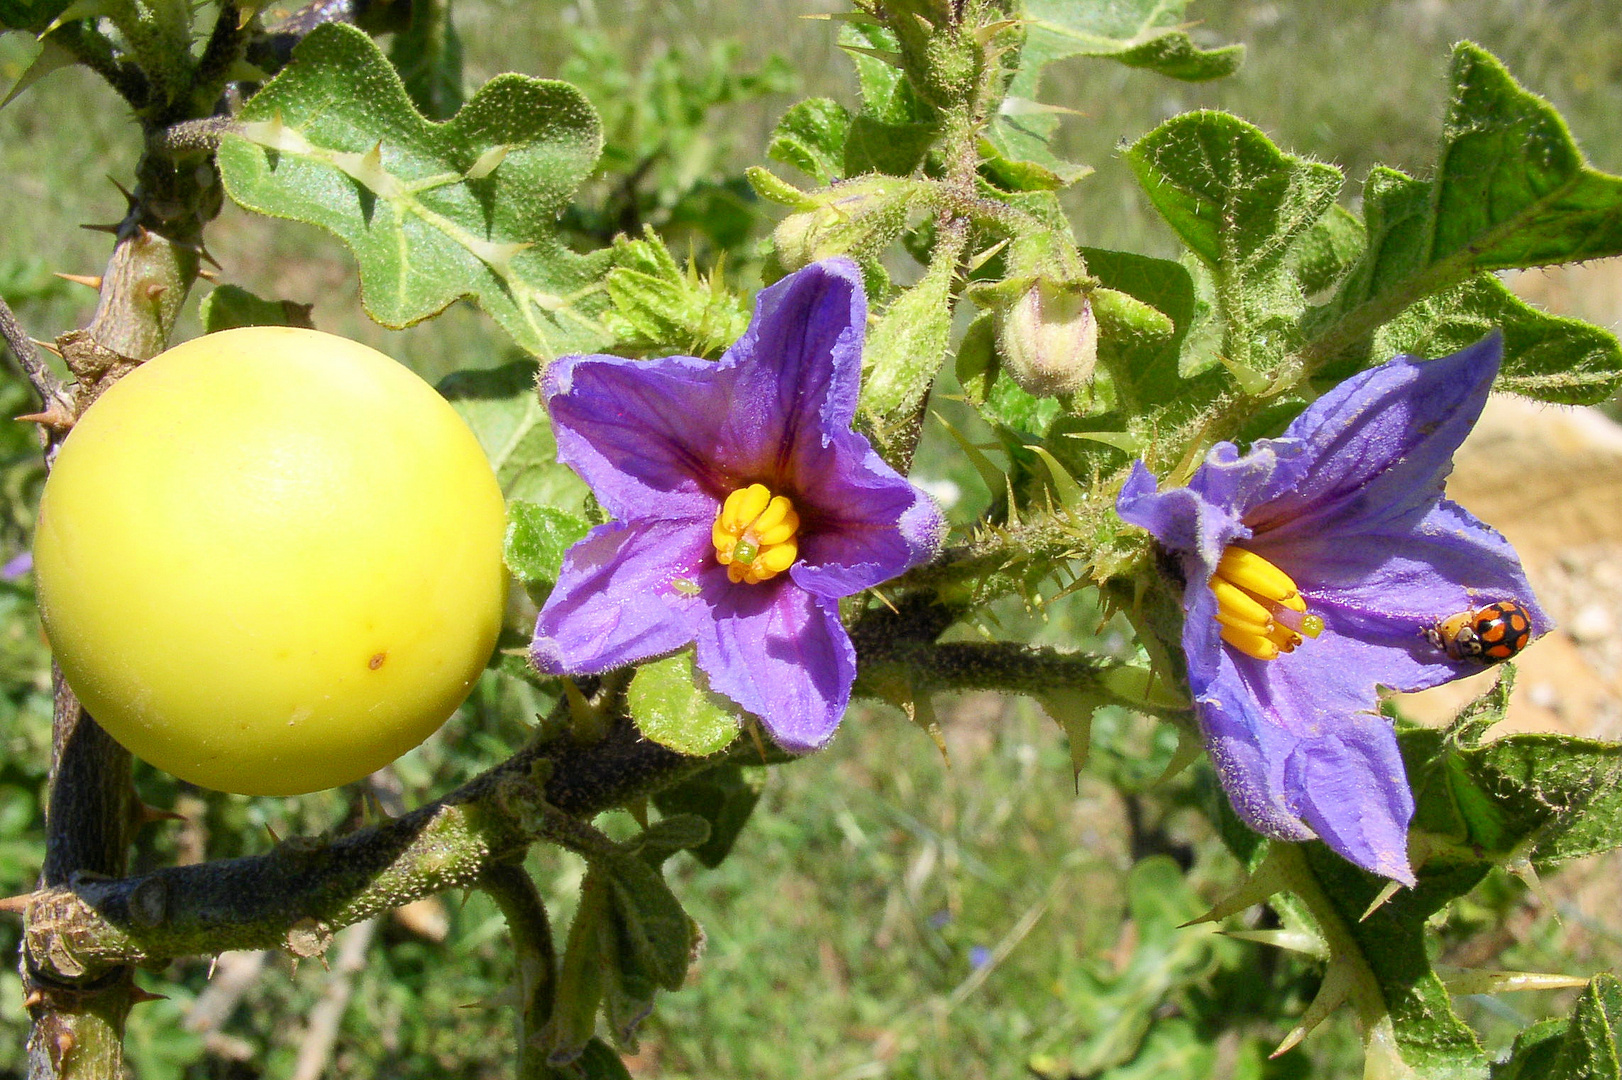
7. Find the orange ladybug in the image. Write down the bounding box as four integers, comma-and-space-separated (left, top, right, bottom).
1425, 600, 1533, 663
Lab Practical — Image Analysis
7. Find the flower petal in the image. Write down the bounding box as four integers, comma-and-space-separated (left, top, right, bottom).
545, 260, 870, 520
531, 519, 711, 674
792, 429, 943, 598
1199, 635, 1417, 884
724, 258, 866, 453
694, 579, 855, 752
1286, 728, 1417, 886
1259, 496, 1550, 691
1119, 458, 1257, 570
1251, 334, 1502, 539
545, 353, 743, 521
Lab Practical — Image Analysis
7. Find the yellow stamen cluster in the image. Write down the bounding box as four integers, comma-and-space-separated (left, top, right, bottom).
713, 483, 800, 584
1210, 547, 1325, 661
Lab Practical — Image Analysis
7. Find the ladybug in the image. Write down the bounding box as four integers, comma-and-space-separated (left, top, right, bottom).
1424, 600, 1533, 663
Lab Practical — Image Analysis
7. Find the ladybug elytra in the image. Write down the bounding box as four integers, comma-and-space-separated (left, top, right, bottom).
1424, 600, 1533, 663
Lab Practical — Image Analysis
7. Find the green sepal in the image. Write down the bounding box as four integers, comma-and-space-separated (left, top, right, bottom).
626, 651, 741, 758
218, 23, 612, 359
602, 228, 749, 358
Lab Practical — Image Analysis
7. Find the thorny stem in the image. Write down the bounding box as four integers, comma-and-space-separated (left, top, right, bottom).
0, 299, 71, 418
23, 15, 244, 1077
14, 594, 1155, 975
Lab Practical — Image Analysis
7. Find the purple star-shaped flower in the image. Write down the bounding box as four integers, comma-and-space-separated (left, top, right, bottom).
1116, 334, 1547, 884
531, 259, 943, 752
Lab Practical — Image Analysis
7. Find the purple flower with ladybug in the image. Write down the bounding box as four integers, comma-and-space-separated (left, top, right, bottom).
1117, 333, 1547, 885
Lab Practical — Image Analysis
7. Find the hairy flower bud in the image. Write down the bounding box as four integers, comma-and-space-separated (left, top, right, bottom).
772, 178, 916, 271
996, 279, 1098, 397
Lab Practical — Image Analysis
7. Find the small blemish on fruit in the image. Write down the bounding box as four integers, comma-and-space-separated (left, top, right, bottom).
369, 651, 387, 670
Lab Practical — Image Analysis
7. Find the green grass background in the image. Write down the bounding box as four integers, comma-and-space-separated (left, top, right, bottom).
2, 2, 1621, 1077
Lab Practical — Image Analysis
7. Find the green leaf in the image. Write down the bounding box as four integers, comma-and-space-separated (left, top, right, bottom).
541, 872, 610, 1063
840, 22, 932, 127
1403, 669, 1622, 868
1493, 976, 1622, 1080
602, 229, 749, 358
955, 312, 998, 406
387, 0, 464, 121
504, 501, 588, 585
1126, 112, 1341, 375
1315, 44, 1622, 370
767, 98, 850, 185
626, 652, 741, 757
650, 763, 766, 869
1298, 844, 1491, 1076
0, 34, 74, 108
1021, 0, 1242, 80
1494, 1020, 1570, 1080
630, 814, 712, 867
438, 360, 589, 507
1110, 31, 1245, 82
218, 22, 612, 359
1547, 975, 1622, 1079
843, 113, 939, 177
1078, 248, 1194, 408
197, 284, 315, 333
602, 854, 695, 993
977, 131, 1086, 192
1290, 203, 1365, 297
1372, 275, 1622, 405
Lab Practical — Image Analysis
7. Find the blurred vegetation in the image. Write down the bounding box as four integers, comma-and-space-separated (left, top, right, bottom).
2, 1, 1621, 1077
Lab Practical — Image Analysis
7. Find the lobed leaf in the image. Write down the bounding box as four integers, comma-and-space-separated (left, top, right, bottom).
503, 501, 589, 588
1126, 111, 1341, 374
197, 284, 315, 333
767, 98, 850, 184
218, 22, 612, 358
1018, 0, 1243, 84
1373, 275, 1622, 405
1313, 44, 1622, 371
437, 360, 589, 508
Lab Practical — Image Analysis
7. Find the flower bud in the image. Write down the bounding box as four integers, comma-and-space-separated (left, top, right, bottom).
772, 177, 916, 271
996, 279, 1098, 397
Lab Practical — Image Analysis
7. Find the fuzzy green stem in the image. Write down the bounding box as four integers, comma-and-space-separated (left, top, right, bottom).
478, 863, 557, 1080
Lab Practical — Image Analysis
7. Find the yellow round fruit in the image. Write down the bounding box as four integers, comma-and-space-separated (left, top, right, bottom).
33, 326, 507, 796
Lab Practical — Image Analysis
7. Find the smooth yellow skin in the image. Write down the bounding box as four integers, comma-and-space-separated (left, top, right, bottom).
33, 327, 507, 795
